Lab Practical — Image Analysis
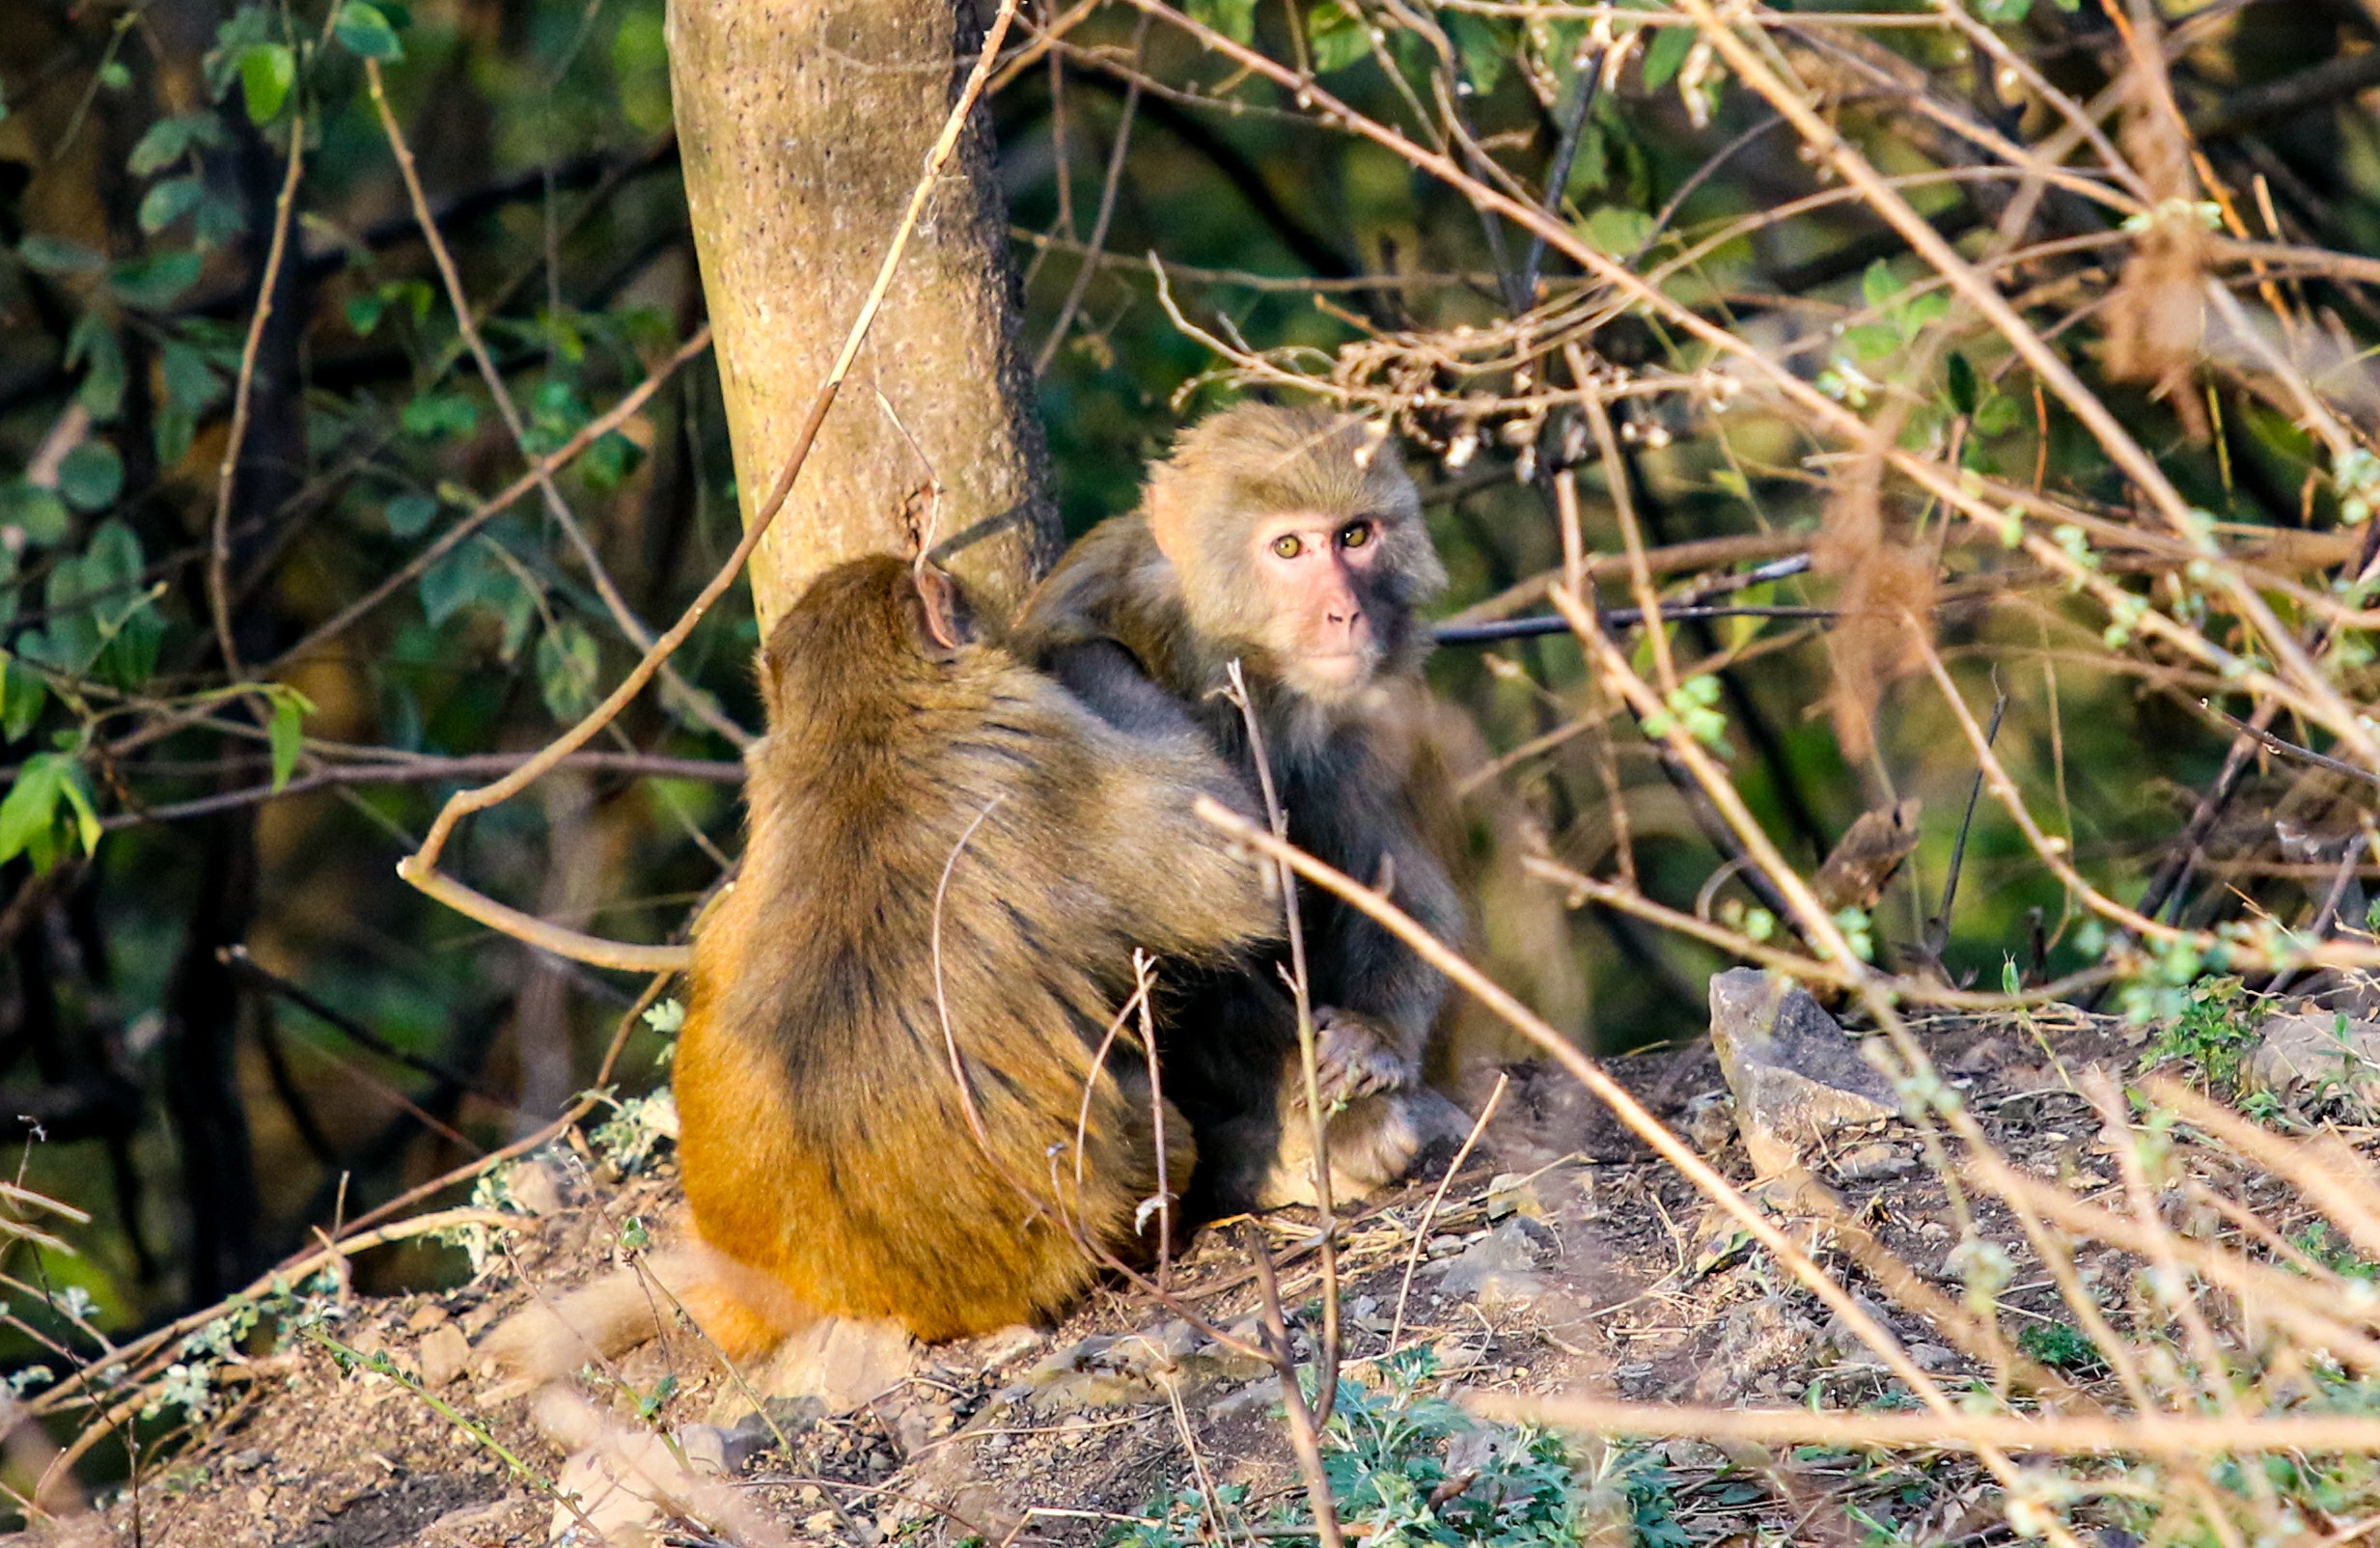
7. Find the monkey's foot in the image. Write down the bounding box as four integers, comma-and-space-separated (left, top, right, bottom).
1307, 1007, 1418, 1108
1258, 1088, 1471, 1208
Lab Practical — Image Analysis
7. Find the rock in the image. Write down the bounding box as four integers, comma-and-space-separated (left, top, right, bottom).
2249, 1010, 2380, 1092
1206, 1379, 1280, 1421
404, 1303, 452, 1334
1435, 1219, 1550, 1303
1907, 1342, 1961, 1372
418, 1325, 471, 1390
1834, 1142, 1913, 1182
1707, 969, 1897, 1176
712, 1315, 916, 1424
1483, 1172, 1549, 1221
1691, 1299, 1820, 1403
967, 1325, 1046, 1368
505, 1155, 568, 1217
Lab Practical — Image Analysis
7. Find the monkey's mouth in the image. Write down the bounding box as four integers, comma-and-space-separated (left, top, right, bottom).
1302, 647, 1378, 681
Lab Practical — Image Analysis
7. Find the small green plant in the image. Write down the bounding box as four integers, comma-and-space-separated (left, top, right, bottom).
2147, 976, 2266, 1091
590, 1089, 678, 1174
1107, 1353, 1687, 1548
2291, 1223, 2380, 1284
2017, 1319, 2108, 1375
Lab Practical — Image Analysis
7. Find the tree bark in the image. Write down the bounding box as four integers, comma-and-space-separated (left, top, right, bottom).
668, 0, 1057, 630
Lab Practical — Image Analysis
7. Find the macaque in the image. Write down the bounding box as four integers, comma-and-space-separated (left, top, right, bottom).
1012, 402, 1471, 1211
496, 555, 1275, 1378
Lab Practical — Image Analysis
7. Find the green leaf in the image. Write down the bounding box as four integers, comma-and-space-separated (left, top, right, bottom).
384, 492, 439, 538
1184, 0, 1257, 43
237, 43, 296, 124
153, 406, 195, 467
333, 2, 403, 61
54, 763, 100, 856
401, 393, 480, 441
266, 691, 308, 792
1641, 24, 1695, 90
57, 442, 124, 512
0, 484, 69, 547
346, 292, 386, 336
2, 656, 45, 743
82, 519, 144, 593
1843, 323, 1900, 363
18, 235, 104, 276
537, 622, 601, 723
0, 754, 67, 868
97, 60, 132, 93
1974, 393, 2024, 437
127, 113, 228, 177
1581, 206, 1655, 256
107, 250, 203, 308
1448, 13, 1508, 97
192, 188, 245, 250
1899, 290, 1950, 337
1945, 350, 1979, 416
1861, 259, 1901, 313
67, 315, 125, 422
1306, 1, 1369, 74
159, 342, 225, 415
418, 541, 509, 626
138, 176, 208, 235
94, 603, 163, 691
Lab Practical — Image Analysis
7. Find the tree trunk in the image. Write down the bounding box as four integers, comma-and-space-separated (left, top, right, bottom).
668, 0, 1057, 631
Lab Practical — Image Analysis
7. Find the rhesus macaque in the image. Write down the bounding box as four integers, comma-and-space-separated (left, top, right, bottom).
1013, 402, 1471, 1212
496, 555, 1275, 1377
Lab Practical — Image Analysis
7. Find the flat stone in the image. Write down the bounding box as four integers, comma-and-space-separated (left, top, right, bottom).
1835, 1143, 1913, 1182
2249, 1010, 2380, 1092
1708, 969, 1897, 1176
1436, 1220, 1549, 1303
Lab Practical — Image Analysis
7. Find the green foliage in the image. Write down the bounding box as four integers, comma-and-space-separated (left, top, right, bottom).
333, 2, 405, 63
2146, 977, 2265, 1090
2016, 1320, 2107, 1375
588, 1091, 677, 1175
1306, 3, 1370, 75
0, 753, 101, 873
1184, 0, 1258, 44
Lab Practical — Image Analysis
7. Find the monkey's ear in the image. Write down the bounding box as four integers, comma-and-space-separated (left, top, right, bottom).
1146, 478, 1193, 567
909, 563, 974, 659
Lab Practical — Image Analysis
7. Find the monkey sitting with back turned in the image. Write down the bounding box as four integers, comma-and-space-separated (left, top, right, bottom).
1013, 401, 1473, 1213
494, 554, 1277, 1381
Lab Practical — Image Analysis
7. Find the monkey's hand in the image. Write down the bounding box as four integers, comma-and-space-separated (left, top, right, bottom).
1304, 1007, 1418, 1109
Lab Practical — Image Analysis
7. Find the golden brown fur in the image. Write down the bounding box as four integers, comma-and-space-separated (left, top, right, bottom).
667, 556, 1277, 1346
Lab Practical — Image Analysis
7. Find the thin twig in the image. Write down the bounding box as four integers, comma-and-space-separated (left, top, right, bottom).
1386, 1071, 1508, 1351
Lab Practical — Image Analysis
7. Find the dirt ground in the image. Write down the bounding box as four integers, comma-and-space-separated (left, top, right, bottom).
20, 1009, 2234, 1548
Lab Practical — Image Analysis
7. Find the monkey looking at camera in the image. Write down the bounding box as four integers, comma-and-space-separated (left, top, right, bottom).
1013, 402, 1470, 1213
496, 555, 1276, 1379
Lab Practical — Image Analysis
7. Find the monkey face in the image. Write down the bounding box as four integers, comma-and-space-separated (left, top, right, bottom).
1248, 509, 1390, 693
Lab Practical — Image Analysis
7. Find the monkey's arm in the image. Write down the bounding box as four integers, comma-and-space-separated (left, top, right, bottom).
1042, 639, 1212, 745
1306, 780, 1463, 1075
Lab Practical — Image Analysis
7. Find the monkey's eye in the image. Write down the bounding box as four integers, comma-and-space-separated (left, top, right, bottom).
1339, 521, 1374, 550
1270, 534, 1305, 560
